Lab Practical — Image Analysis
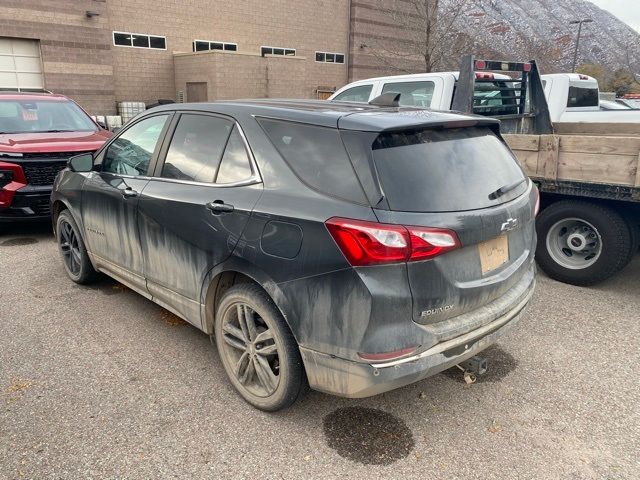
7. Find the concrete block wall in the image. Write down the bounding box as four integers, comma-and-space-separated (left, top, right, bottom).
0, 0, 116, 114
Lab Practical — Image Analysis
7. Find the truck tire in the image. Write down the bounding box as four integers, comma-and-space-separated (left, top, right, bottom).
536, 200, 633, 286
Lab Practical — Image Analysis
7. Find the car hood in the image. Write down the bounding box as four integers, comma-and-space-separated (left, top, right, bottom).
0, 130, 111, 154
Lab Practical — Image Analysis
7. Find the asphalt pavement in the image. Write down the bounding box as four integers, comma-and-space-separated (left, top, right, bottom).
1, 222, 638, 479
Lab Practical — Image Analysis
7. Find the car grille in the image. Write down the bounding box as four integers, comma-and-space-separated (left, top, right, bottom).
21, 151, 92, 159
22, 160, 69, 186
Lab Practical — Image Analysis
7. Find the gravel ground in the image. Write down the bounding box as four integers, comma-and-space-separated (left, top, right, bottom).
1, 223, 639, 479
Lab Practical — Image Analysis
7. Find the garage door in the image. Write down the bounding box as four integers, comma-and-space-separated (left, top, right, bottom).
0, 38, 44, 91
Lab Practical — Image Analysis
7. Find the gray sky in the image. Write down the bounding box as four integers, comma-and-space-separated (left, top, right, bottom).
588, 0, 640, 31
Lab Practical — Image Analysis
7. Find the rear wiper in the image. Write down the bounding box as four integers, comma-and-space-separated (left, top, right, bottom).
488, 178, 526, 200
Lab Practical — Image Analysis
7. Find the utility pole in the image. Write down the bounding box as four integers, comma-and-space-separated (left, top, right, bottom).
570, 19, 593, 72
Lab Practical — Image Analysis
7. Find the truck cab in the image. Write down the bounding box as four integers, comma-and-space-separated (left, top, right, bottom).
538, 73, 640, 122
330, 71, 516, 114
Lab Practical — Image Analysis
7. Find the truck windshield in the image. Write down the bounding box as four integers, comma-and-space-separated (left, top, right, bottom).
371, 127, 527, 212
0, 99, 97, 134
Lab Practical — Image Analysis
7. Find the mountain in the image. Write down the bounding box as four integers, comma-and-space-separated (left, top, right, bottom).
449, 0, 640, 74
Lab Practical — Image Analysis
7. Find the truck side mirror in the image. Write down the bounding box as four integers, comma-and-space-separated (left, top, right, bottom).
68, 153, 94, 173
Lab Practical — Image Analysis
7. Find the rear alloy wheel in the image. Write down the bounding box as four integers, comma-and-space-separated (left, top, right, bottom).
56, 210, 98, 284
536, 200, 634, 286
214, 284, 306, 411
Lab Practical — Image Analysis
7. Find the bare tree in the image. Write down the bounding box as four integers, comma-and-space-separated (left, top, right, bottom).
365, 0, 472, 74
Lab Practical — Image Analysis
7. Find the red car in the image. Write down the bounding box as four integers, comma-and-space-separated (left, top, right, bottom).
0, 92, 111, 221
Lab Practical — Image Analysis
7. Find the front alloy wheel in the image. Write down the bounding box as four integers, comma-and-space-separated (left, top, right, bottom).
56, 210, 97, 284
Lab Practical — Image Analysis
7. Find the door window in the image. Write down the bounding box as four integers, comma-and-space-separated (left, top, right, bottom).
215, 126, 253, 184
161, 114, 233, 182
332, 84, 373, 103
381, 81, 435, 107
103, 115, 168, 176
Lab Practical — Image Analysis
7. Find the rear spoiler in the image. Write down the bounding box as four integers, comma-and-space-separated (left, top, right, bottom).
451, 55, 554, 135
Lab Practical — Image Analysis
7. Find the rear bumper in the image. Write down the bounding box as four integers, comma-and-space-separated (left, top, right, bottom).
300, 270, 535, 398
0, 185, 52, 221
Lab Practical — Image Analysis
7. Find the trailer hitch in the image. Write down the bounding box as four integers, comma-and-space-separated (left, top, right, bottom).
456, 355, 488, 384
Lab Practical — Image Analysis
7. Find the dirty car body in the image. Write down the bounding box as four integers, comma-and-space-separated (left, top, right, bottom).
51, 100, 537, 403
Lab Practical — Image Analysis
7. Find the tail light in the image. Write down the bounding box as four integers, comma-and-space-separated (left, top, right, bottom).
475, 72, 495, 80
325, 217, 460, 266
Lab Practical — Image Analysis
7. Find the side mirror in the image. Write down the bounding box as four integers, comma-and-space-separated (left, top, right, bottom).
111, 126, 122, 134
96, 120, 107, 129
68, 153, 94, 173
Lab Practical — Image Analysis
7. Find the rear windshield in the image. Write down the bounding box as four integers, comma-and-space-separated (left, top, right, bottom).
567, 86, 599, 108
371, 127, 527, 212
0, 99, 96, 134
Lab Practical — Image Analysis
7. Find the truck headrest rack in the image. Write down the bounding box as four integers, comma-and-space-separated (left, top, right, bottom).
451, 55, 554, 135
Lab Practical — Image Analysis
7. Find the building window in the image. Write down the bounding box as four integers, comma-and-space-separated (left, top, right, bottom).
261, 46, 296, 57
192, 40, 237, 53
113, 31, 166, 50
316, 51, 345, 64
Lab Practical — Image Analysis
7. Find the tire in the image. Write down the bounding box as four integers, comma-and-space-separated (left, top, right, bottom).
56, 210, 98, 284
535, 200, 633, 286
214, 284, 307, 411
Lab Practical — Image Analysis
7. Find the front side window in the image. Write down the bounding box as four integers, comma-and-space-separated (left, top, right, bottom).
382, 81, 435, 107
0, 99, 97, 134
103, 115, 168, 176
161, 114, 233, 182
332, 84, 373, 103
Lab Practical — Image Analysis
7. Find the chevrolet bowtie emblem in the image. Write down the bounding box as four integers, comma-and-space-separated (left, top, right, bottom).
500, 218, 518, 233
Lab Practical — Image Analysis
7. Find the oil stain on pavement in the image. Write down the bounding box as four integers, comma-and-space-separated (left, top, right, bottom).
323, 406, 415, 465
1, 237, 38, 246
441, 345, 518, 384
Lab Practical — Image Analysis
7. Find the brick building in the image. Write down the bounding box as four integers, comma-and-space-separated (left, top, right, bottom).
0, 0, 422, 115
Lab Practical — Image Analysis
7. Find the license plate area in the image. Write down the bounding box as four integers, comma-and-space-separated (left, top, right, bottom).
478, 235, 509, 274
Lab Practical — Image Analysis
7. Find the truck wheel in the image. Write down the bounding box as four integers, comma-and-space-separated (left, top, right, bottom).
536, 200, 633, 286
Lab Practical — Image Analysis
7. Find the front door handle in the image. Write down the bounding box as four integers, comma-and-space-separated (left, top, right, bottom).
122, 187, 138, 198
206, 200, 234, 214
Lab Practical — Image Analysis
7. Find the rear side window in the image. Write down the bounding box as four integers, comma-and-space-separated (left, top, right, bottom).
161, 114, 233, 182
381, 81, 434, 107
258, 118, 366, 203
372, 127, 526, 212
215, 126, 253, 184
567, 86, 598, 108
332, 84, 372, 103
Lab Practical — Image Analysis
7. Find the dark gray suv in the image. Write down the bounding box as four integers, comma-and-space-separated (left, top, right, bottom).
51, 100, 537, 411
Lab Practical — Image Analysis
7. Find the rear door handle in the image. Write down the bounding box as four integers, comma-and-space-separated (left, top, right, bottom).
122, 187, 138, 198
206, 200, 234, 214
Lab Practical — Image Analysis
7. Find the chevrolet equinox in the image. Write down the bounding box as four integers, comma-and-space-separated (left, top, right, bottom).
51, 100, 537, 411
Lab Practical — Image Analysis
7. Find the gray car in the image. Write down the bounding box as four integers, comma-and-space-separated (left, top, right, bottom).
51, 100, 537, 411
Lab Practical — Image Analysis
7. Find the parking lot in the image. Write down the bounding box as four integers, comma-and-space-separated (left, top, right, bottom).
1, 222, 638, 479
